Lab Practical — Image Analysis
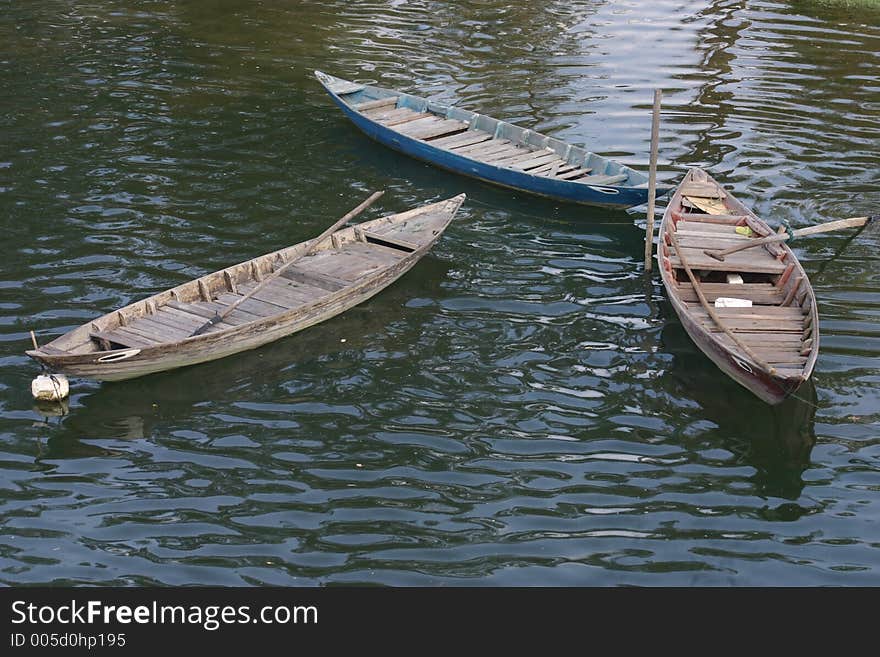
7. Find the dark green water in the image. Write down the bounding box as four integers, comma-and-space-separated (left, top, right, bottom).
1, 0, 878, 585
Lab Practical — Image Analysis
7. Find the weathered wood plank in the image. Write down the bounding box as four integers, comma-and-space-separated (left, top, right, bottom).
165, 300, 259, 325
135, 313, 203, 336
159, 306, 237, 331
674, 213, 742, 225
389, 114, 439, 130
686, 306, 806, 320
473, 146, 531, 164
280, 265, 348, 292
308, 253, 386, 281
678, 183, 727, 198
454, 139, 513, 157
511, 152, 562, 171
699, 318, 803, 332
669, 248, 787, 274
677, 221, 745, 234
365, 107, 416, 123
404, 119, 468, 141
712, 331, 804, 345
362, 231, 418, 253
112, 327, 165, 347
354, 96, 398, 112
578, 173, 629, 185
430, 131, 492, 149
239, 279, 321, 307
674, 235, 763, 251
151, 309, 212, 332
674, 283, 784, 305
216, 293, 287, 318
480, 146, 538, 165
344, 242, 406, 265
557, 167, 593, 180
257, 278, 326, 305
531, 160, 563, 175
90, 329, 152, 349
123, 319, 190, 342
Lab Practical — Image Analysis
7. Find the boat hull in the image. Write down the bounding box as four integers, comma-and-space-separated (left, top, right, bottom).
318, 72, 669, 210
29, 256, 420, 381
27, 196, 465, 382
656, 168, 818, 405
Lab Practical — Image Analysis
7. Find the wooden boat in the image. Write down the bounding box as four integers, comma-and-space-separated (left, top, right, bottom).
26, 195, 466, 381
315, 71, 672, 210
657, 168, 818, 404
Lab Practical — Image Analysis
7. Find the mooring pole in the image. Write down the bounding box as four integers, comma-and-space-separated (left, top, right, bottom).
644, 89, 662, 272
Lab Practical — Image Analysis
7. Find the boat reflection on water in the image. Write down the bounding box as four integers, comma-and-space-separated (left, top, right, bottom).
660, 318, 817, 499
31, 256, 453, 455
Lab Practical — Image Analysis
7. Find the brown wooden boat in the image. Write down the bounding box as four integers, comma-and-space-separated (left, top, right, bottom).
27, 195, 465, 381
657, 168, 818, 404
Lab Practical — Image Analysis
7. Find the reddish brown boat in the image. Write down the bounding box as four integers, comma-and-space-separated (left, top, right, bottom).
657, 168, 819, 404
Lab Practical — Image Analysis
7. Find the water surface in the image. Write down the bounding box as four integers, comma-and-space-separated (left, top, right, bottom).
1, 0, 878, 585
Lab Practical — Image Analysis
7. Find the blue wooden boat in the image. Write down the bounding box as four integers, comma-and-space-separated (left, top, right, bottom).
315, 71, 672, 209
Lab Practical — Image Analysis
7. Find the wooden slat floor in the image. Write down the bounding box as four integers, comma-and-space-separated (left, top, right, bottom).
364, 104, 629, 184
90, 240, 411, 350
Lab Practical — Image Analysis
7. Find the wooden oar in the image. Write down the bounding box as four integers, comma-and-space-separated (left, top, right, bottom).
668, 227, 777, 377
704, 215, 876, 262
190, 190, 385, 337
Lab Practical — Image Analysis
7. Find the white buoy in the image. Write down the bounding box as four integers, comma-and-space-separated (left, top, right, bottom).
31, 374, 69, 401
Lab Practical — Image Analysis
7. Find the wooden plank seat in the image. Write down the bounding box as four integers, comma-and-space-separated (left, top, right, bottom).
673, 235, 763, 250
668, 247, 787, 274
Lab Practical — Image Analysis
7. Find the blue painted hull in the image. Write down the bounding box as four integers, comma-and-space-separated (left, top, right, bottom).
318, 74, 670, 210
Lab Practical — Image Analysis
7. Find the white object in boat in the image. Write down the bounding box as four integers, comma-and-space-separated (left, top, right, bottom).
714, 297, 752, 308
